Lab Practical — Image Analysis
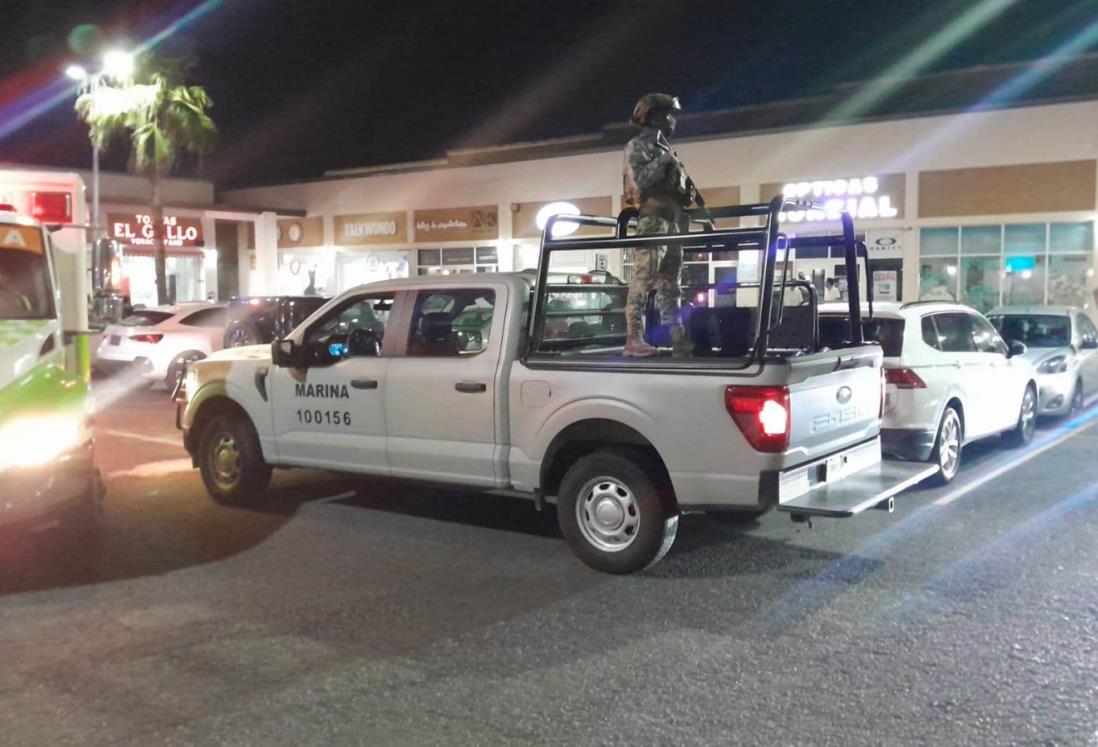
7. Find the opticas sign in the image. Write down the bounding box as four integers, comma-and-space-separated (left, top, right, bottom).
770, 175, 904, 223
108, 213, 204, 247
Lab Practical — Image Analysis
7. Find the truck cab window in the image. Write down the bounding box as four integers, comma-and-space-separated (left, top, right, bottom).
406, 289, 495, 356
306, 294, 392, 359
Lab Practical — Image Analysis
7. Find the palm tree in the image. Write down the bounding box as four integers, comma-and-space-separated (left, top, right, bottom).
76, 56, 217, 305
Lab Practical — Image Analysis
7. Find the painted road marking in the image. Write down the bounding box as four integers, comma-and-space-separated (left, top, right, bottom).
108, 458, 195, 479
103, 429, 183, 448
933, 416, 1098, 507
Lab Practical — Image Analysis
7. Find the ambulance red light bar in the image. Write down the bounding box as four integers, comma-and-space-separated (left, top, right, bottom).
30, 192, 73, 224
0, 204, 15, 213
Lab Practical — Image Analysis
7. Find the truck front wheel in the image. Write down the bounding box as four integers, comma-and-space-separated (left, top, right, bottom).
198, 412, 272, 505
557, 450, 677, 574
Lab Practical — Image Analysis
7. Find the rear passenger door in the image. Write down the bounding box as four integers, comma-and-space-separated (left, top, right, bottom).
178, 306, 228, 353
926, 312, 994, 438
1075, 313, 1098, 396
969, 312, 1024, 433
384, 286, 506, 487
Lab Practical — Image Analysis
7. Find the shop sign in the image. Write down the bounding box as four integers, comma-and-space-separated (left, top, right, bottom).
512, 197, 611, 239
762, 174, 905, 223
864, 229, 907, 259
277, 217, 324, 248
334, 211, 408, 245
109, 213, 204, 247
414, 206, 498, 242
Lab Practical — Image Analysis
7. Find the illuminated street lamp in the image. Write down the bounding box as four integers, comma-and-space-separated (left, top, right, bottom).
101, 49, 135, 80
67, 48, 135, 237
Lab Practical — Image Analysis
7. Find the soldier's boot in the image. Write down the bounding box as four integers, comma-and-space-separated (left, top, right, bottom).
670, 324, 692, 359
623, 337, 658, 357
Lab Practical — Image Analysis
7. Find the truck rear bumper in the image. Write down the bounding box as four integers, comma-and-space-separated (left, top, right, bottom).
768, 437, 936, 518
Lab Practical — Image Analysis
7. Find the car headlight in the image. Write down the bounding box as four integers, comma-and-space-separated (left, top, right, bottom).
1037, 355, 1068, 374
0, 413, 84, 472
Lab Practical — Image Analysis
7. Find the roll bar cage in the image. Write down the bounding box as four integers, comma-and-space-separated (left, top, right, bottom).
529, 196, 874, 362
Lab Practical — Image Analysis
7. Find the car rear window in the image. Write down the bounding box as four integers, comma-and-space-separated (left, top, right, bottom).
819, 315, 905, 357
120, 310, 173, 326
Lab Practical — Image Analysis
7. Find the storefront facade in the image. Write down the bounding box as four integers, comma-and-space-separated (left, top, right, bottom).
221, 98, 1098, 317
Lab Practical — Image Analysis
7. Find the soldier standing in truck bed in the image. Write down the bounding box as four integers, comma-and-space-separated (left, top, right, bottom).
622, 93, 696, 358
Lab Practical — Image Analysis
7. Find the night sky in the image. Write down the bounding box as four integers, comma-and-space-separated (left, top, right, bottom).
3, 0, 1098, 187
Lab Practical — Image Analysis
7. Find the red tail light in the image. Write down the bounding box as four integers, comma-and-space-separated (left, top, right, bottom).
725, 385, 790, 453
30, 191, 73, 224
130, 333, 163, 344
880, 366, 886, 417
885, 367, 926, 389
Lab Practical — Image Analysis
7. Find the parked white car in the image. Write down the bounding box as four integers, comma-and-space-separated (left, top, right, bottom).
987, 306, 1098, 417
820, 302, 1038, 484
96, 302, 228, 389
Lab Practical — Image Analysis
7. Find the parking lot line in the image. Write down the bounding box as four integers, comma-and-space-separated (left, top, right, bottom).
933, 415, 1098, 507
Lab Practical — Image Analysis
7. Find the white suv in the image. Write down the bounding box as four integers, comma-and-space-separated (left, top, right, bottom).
96, 302, 228, 389
820, 302, 1038, 484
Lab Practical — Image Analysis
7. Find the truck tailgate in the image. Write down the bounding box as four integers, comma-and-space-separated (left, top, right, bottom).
785, 347, 883, 465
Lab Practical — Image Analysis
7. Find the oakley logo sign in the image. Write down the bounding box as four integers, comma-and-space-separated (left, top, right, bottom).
836, 386, 853, 404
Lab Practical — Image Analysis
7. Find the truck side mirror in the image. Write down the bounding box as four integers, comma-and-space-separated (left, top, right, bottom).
1007, 340, 1027, 358
1082, 338, 1098, 350
272, 339, 297, 367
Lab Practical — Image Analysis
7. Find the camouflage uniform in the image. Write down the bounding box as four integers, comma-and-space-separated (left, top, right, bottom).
622, 126, 690, 351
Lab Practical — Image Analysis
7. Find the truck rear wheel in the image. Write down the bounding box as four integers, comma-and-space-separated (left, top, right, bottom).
556, 450, 677, 574
198, 412, 272, 505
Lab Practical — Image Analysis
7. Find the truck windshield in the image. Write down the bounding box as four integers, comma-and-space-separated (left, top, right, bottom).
0, 226, 53, 320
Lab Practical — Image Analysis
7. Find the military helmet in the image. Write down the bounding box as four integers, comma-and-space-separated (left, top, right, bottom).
631, 93, 681, 126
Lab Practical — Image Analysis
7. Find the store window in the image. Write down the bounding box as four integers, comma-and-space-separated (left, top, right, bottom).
919, 221, 1094, 311
417, 246, 498, 275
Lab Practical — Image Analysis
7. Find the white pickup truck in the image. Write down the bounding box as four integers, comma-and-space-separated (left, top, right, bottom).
178, 200, 935, 573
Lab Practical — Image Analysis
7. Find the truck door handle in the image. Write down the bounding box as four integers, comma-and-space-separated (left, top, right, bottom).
455, 381, 487, 393
351, 378, 378, 390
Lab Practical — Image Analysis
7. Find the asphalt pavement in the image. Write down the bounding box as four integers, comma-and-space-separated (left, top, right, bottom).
1, 377, 1097, 745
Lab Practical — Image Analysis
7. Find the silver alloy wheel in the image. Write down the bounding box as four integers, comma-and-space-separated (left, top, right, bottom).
938, 410, 961, 479
210, 431, 242, 491
575, 476, 640, 553
1021, 387, 1037, 440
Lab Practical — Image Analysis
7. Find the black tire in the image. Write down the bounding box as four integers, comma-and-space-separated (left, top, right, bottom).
556, 450, 677, 574
165, 351, 205, 391
198, 411, 272, 505
1069, 380, 1084, 416
224, 321, 262, 348
929, 406, 963, 486
1003, 384, 1038, 448
708, 507, 770, 524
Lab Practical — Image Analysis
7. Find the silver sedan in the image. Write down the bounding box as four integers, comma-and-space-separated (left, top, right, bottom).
988, 305, 1098, 417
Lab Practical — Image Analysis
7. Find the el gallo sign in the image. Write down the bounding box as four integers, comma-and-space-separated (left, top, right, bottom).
108, 213, 204, 247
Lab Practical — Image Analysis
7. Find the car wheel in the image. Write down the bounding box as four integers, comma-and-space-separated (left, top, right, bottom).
1069, 380, 1084, 416
930, 406, 963, 486
1004, 384, 1038, 448
165, 352, 205, 392
708, 507, 770, 524
224, 321, 261, 348
557, 450, 677, 574
198, 411, 272, 505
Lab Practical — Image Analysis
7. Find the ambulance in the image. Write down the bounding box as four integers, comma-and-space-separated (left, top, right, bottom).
0, 171, 102, 532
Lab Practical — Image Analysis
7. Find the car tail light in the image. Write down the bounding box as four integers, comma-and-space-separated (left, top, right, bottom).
880, 366, 886, 417
725, 385, 790, 453
130, 333, 163, 343
885, 367, 926, 389
30, 191, 73, 224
